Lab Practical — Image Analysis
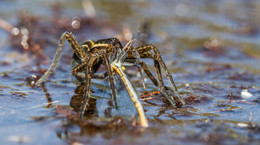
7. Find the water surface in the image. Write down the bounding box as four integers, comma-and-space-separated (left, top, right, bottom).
0, 0, 260, 144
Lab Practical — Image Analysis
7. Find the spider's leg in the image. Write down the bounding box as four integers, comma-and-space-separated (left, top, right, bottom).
149, 45, 185, 105
130, 45, 141, 65
135, 48, 160, 88
124, 45, 179, 106
139, 61, 175, 92
138, 67, 147, 93
121, 44, 157, 93
79, 56, 98, 119
64, 32, 86, 59
103, 54, 118, 109
95, 38, 123, 49
119, 41, 149, 91
71, 61, 88, 82
136, 45, 184, 106
119, 46, 148, 92
36, 32, 86, 85
72, 61, 108, 81
152, 56, 177, 107
123, 47, 159, 92
80, 40, 95, 53
122, 61, 149, 93
139, 61, 159, 87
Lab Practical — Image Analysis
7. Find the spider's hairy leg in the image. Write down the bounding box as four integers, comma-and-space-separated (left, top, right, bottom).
139, 61, 176, 92
135, 46, 158, 87
80, 40, 95, 53
119, 46, 148, 92
139, 61, 159, 87
36, 32, 86, 86
72, 62, 108, 81
71, 61, 89, 82
103, 54, 118, 109
138, 67, 147, 93
95, 38, 123, 49
153, 58, 177, 107
79, 56, 98, 119
122, 59, 149, 93
64, 32, 86, 59
149, 45, 185, 105
137, 44, 184, 106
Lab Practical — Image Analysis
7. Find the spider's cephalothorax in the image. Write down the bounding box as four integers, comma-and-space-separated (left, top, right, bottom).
36, 32, 184, 127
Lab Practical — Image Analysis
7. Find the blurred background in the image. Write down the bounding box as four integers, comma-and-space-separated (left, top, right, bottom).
0, 0, 260, 144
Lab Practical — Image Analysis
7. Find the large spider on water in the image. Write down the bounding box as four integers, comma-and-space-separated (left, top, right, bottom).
36, 32, 184, 127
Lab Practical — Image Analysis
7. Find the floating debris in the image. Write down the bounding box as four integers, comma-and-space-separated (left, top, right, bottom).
237, 123, 248, 128
7, 135, 32, 143
241, 89, 253, 99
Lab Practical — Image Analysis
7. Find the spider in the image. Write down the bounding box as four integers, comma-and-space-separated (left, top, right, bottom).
36, 32, 184, 127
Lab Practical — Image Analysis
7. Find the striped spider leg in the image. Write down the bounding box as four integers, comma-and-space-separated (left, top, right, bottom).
35, 32, 122, 119
121, 40, 185, 107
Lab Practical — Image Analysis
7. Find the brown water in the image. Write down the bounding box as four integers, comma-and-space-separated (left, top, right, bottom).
0, 0, 260, 144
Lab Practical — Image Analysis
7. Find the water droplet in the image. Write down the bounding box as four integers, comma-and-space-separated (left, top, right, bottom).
71, 20, 80, 29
